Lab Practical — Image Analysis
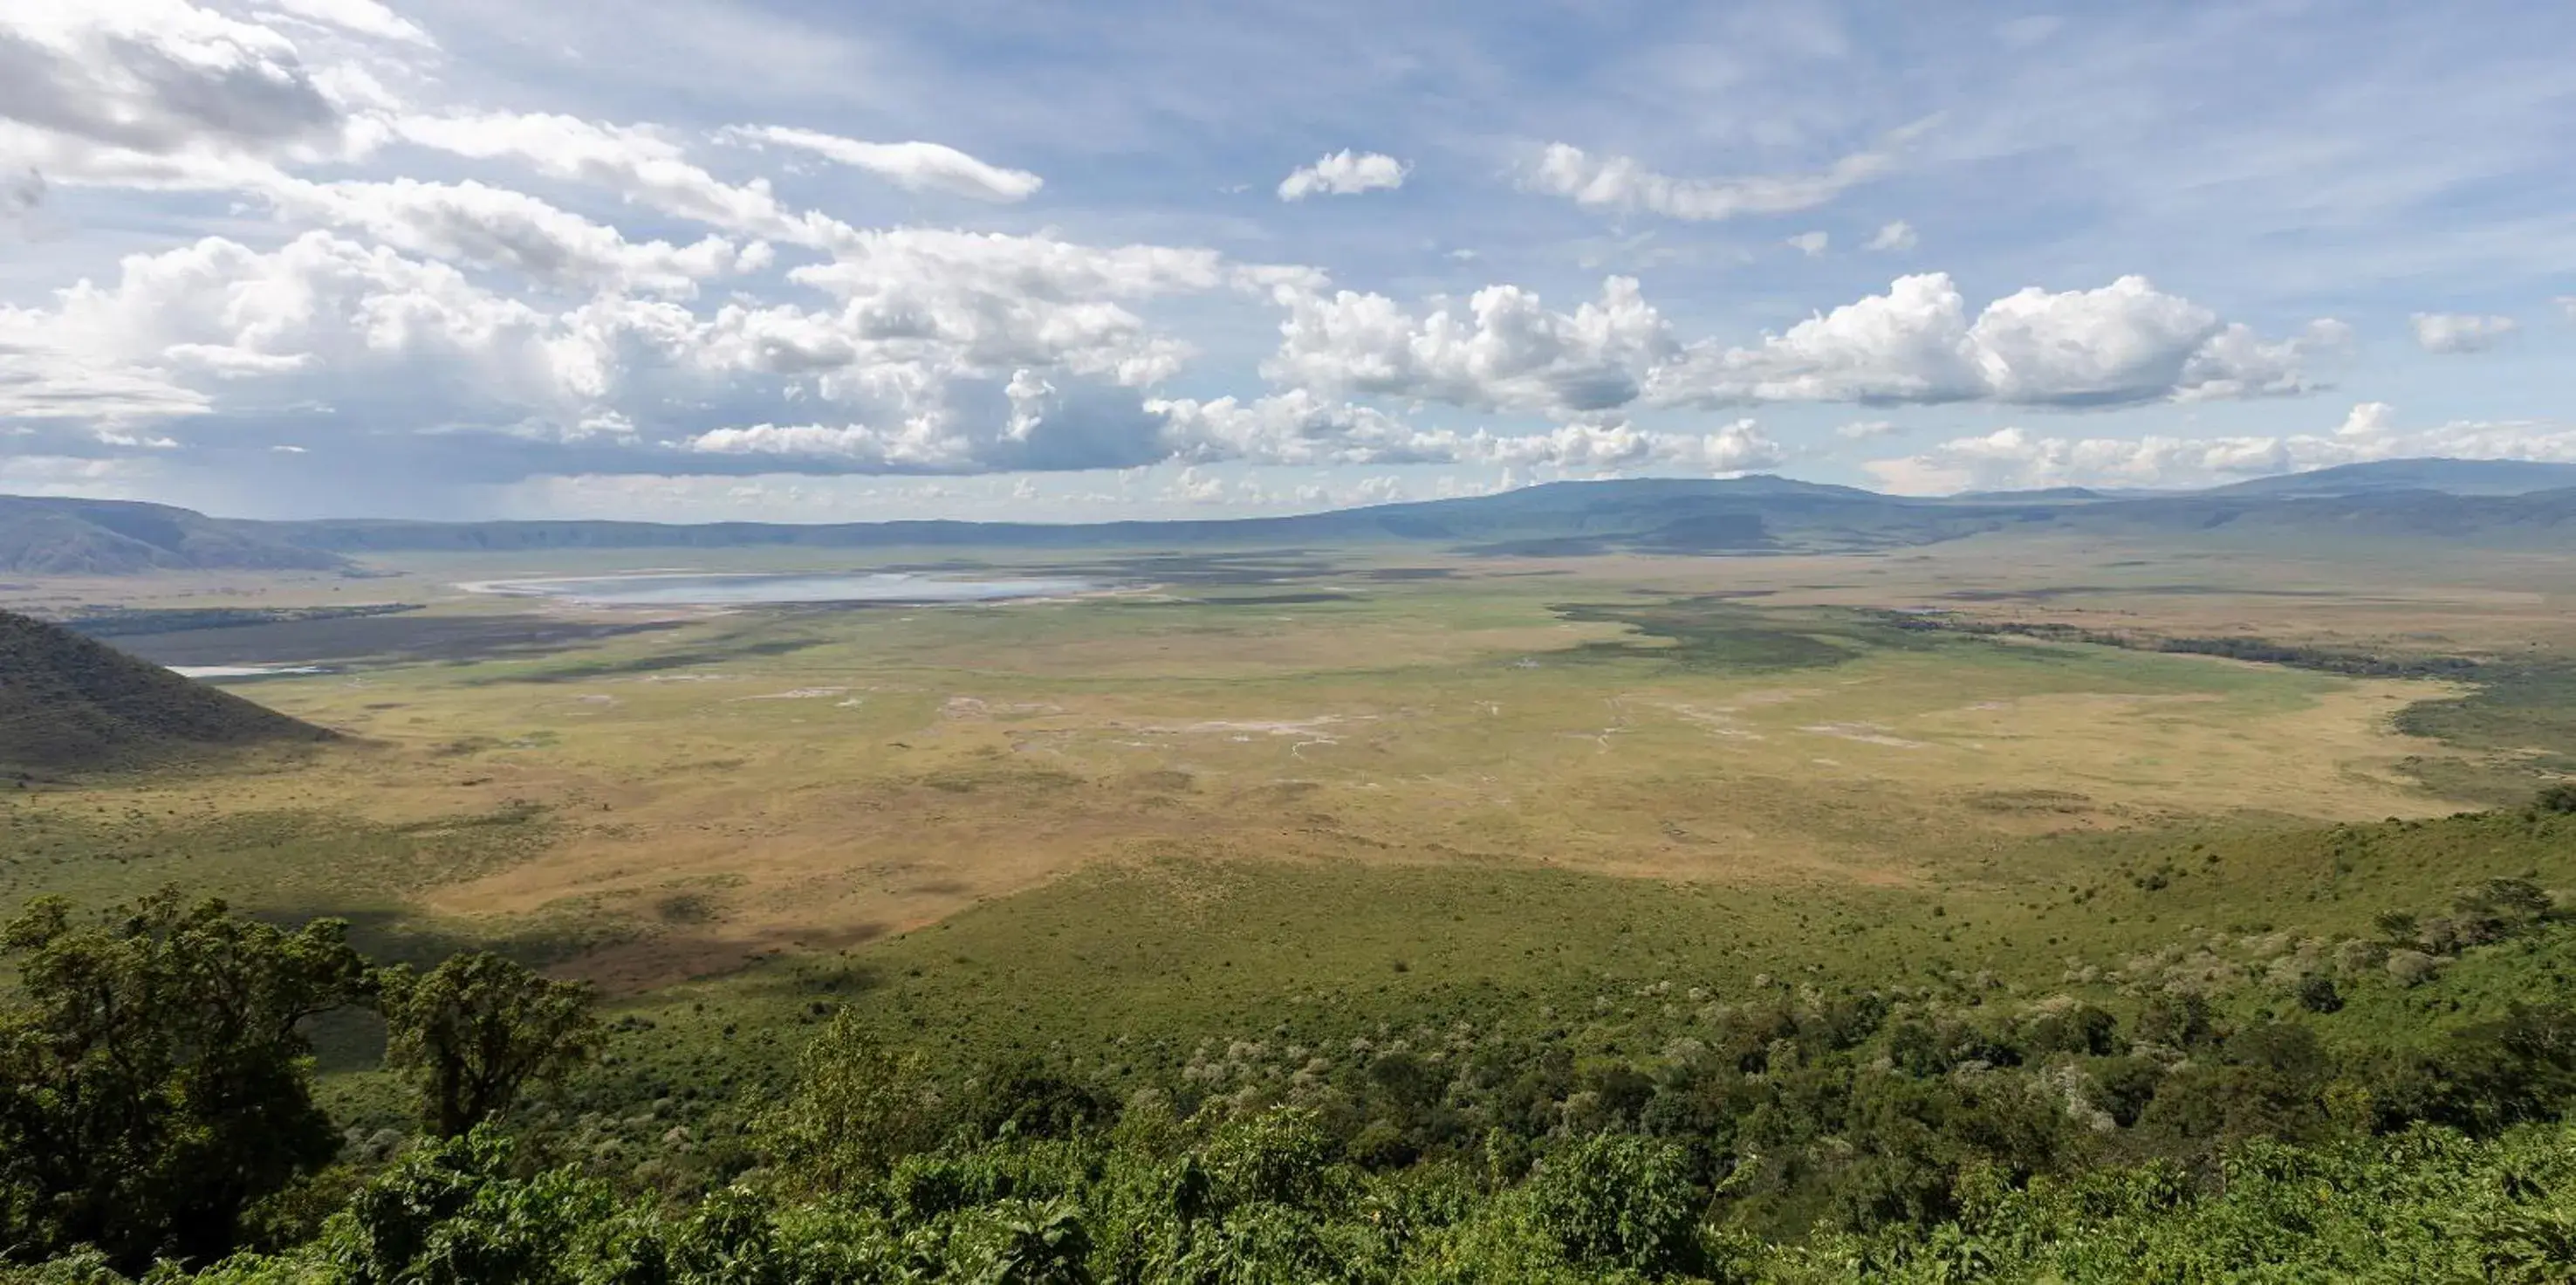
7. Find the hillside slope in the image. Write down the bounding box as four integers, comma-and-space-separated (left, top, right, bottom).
0, 610, 333, 774
0, 496, 347, 574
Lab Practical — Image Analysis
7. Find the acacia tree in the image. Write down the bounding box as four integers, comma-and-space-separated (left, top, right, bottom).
0, 890, 373, 1270
377, 952, 600, 1138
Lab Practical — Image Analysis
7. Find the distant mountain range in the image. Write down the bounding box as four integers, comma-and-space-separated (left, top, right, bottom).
0, 496, 347, 575
2202, 457, 2576, 498
0, 609, 333, 775
4, 457, 2573, 574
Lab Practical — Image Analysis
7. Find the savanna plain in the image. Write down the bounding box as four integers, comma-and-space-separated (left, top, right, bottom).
9, 526, 2576, 1281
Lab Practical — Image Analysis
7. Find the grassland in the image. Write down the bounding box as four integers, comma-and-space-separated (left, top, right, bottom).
7, 532, 2576, 1106
13, 524, 2576, 1277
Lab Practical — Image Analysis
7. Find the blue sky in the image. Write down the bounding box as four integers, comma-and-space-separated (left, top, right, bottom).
1, 0, 2571, 521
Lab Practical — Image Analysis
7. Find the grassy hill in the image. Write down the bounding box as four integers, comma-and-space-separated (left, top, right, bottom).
0, 609, 334, 775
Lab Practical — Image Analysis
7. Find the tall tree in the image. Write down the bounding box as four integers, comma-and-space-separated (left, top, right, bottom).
0, 890, 372, 1269
378, 952, 599, 1138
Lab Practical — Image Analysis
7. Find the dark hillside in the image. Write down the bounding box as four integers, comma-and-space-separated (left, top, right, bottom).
0, 609, 333, 774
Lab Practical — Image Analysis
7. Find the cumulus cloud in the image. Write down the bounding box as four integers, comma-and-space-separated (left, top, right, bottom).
1147, 389, 1780, 472
1835, 419, 1901, 440
743, 227, 1229, 393
1277, 150, 1407, 201
1234, 271, 2335, 457
2411, 312, 2518, 354
722, 125, 1042, 203
263, 0, 433, 46
1866, 221, 1916, 251
1785, 230, 1829, 257
0, 0, 2447, 518
0, 1, 344, 156
390, 112, 852, 247
1264, 277, 1674, 417
0, 0, 403, 198
1863, 402, 2576, 494
1524, 123, 1927, 222
13, 231, 617, 411
1647, 273, 2343, 409
0, 192, 1288, 480
0, 337, 213, 426
268, 177, 762, 295
682, 419, 979, 471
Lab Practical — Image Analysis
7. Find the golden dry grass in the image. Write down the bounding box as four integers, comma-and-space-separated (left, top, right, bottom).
5, 539, 2492, 991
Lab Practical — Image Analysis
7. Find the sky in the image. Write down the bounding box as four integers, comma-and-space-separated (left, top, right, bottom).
1, 0, 2572, 523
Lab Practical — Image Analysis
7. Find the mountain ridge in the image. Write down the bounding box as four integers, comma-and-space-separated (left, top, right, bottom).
2201, 457, 2576, 498
4, 457, 2574, 571
0, 496, 349, 575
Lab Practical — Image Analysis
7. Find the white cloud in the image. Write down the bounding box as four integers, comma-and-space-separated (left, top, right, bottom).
0, 231, 652, 436
390, 112, 850, 247
1648, 273, 2342, 408
741, 227, 1230, 393
1167, 464, 1228, 502
261, 0, 433, 46
1264, 276, 1673, 416
0, 452, 163, 498
1251, 272, 2333, 429
0, 0, 399, 199
1146, 389, 1780, 473
1524, 124, 1927, 222
1148, 389, 1424, 466
0, 194, 1284, 478
722, 125, 1042, 203
268, 177, 760, 295
2410, 312, 2518, 354
9, 0, 2539, 520
1864, 402, 2576, 494
0, 336, 214, 425
682, 419, 978, 470
0, 1, 344, 157
1277, 149, 1407, 201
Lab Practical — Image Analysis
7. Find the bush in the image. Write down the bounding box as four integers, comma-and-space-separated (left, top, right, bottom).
1521, 1134, 1704, 1277
2387, 950, 2441, 987
2295, 974, 2344, 1014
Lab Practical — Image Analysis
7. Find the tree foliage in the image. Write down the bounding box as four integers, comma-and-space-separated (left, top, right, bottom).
378, 952, 599, 1138
3, 850, 2576, 1282
0, 891, 372, 1269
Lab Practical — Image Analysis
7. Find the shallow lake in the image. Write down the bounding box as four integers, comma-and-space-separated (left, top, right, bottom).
168, 664, 332, 679
462, 571, 1100, 606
